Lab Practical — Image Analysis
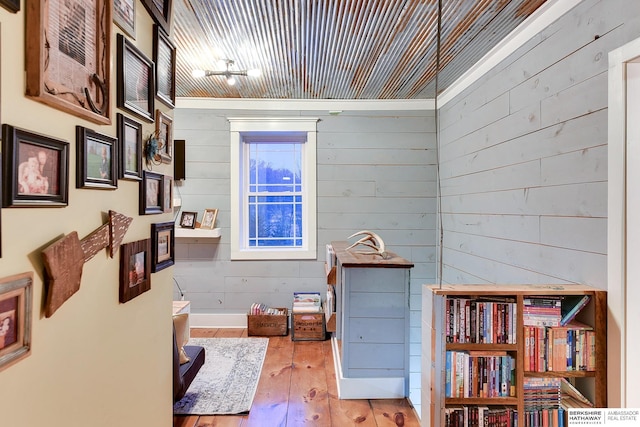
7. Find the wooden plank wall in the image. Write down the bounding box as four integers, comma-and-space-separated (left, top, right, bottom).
437, 0, 640, 288
172, 108, 437, 409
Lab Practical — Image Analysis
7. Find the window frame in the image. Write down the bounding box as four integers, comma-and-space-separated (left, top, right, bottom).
229, 117, 318, 260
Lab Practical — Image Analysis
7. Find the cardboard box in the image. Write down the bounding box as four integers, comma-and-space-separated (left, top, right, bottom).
247, 308, 288, 336
291, 312, 326, 341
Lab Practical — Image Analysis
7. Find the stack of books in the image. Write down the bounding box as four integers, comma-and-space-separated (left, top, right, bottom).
249, 303, 285, 315
292, 292, 322, 313
523, 296, 562, 327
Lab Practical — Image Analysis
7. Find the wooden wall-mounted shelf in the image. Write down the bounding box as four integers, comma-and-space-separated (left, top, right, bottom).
175, 227, 221, 239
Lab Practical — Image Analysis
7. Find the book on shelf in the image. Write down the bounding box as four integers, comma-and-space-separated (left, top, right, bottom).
560, 378, 593, 408
560, 295, 591, 326
523, 296, 563, 327
445, 351, 515, 398
524, 321, 595, 372
446, 297, 517, 344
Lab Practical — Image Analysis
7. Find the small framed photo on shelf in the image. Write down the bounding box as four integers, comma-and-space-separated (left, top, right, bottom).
0, 272, 33, 373
140, 171, 164, 215
2, 124, 69, 208
117, 34, 155, 123
76, 126, 118, 190
200, 208, 218, 230
154, 110, 173, 164
119, 239, 151, 303
179, 211, 197, 229
151, 222, 174, 272
153, 25, 176, 108
113, 0, 135, 39
117, 113, 143, 181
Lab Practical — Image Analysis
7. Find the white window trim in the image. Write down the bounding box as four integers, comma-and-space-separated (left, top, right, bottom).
229, 117, 318, 260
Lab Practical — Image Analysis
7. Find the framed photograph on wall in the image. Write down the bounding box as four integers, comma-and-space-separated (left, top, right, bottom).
151, 222, 174, 272
141, 0, 172, 33
200, 208, 218, 230
162, 175, 173, 213
140, 170, 163, 215
154, 110, 173, 164
113, 0, 135, 39
119, 239, 151, 303
25, 0, 111, 124
76, 126, 118, 190
117, 113, 143, 181
153, 25, 176, 108
0, 0, 19, 13
0, 272, 33, 373
2, 124, 69, 208
179, 211, 197, 229
117, 34, 155, 123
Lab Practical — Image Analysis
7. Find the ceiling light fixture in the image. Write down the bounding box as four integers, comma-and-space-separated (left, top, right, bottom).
191, 59, 261, 85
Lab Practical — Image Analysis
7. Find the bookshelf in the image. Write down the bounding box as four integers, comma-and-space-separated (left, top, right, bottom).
422, 284, 607, 426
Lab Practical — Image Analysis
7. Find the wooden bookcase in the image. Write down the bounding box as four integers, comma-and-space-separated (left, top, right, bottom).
422, 284, 607, 426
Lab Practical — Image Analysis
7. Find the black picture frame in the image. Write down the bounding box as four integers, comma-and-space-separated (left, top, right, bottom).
140, 170, 163, 215
151, 222, 174, 272
0, 0, 19, 13
117, 34, 155, 123
153, 25, 176, 108
141, 0, 172, 34
1, 124, 69, 208
117, 113, 143, 181
119, 239, 151, 303
113, 0, 135, 39
76, 126, 118, 190
179, 211, 197, 229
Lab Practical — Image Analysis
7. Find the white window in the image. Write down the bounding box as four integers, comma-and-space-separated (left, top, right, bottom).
229, 118, 318, 260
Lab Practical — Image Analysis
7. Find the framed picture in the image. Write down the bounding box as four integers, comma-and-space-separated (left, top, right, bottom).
151, 222, 174, 272
200, 208, 218, 230
2, 124, 69, 208
153, 25, 176, 108
76, 126, 118, 190
0, 0, 19, 13
141, 0, 172, 33
140, 170, 163, 215
155, 110, 173, 164
113, 0, 135, 39
163, 175, 173, 213
117, 113, 143, 181
0, 272, 33, 373
179, 211, 197, 229
119, 239, 151, 303
25, 0, 111, 125
117, 34, 155, 123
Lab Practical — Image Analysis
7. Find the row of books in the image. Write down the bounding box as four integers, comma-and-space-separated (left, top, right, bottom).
524, 323, 596, 372
524, 295, 591, 327
248, 303, 286, 315
444, 406, 518, 427
522, 377, 593, 426
292, 291, 322, 313
445, 351, 516, 398
446, 298, 517, 344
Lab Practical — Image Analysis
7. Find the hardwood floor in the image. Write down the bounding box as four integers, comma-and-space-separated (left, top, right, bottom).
174, 328, 421, 427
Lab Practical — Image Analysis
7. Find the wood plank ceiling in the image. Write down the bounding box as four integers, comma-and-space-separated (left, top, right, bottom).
172, 0, 548, 100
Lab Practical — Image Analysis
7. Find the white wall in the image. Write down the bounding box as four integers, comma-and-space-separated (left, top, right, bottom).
0, 5, 174, 427
172, 104, 437, 408
437, 0, 640, 406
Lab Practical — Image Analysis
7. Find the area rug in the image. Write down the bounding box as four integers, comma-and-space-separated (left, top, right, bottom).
174, 337, 269, 415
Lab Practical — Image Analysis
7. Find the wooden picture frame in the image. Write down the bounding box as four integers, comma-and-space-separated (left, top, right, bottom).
140, 170, 163, 215
76, 126, 118, 190
200, 208, 218, 230
113, 0, 135, 39
25, 0, 111, 125
179, 211, 197, 229
119, 239, 151, 303
117, 34, 155, 123
163, 175, 173, 213
1, 124, 69, 208
153, 25, 176, 108
155, 110, 173, 164
141, 0, 172, 33
117, 113, 143, 181
0, 0, 19, 13
151, 222, 174, 272
0, 272, 33, 373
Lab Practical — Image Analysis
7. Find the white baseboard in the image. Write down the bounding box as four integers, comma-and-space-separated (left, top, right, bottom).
189, 313, 247, 328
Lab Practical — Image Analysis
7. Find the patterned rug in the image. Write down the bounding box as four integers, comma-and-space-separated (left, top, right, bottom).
173, 337, 269, 415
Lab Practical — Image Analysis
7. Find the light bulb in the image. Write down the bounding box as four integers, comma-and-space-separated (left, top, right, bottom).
192, 69, 206, 78
227, 76, 236, 85
247, 68, 262, 77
